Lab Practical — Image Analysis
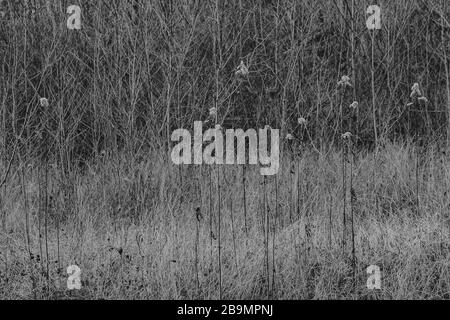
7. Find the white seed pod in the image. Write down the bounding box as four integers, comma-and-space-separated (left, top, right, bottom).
209, 107, 217, 117
341, 132, 352, 140
235, 60, 249, 76
338, 75, 352, 87
410, 83, 421, 98
298, 117, 307, 126
40, 98, 49, 108
285, 133, 294, 140
349, 101, 359, 109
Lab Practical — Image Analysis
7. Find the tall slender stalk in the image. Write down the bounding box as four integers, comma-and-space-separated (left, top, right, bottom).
1, 193, 7, 287
209, 167, 213, 262
290, 160, 295, 224
20, 161, 32, 262
1, 89, 7, 286
350, 0, 358, 138
342, 139, 347, 255
195, 207, 200, 295
213, 0, 222, 299
20, 158, 36, 298
263, 175, 269, 298
371, 29, 378, 150
242, 165, 248, 236
217, 168, 222, 300
328, 192, 332, 250
297, 159, 300, 221
37, 165, 44, 276
56, 187, 61, 284
441, 0, 450, 237
370, 28, 379, 225
229, 189, 238, 272
415, 145, 420, 215
272, 174, 278, 297
43, 109, 50, 295
349, 138, 356, 287
165, 0, 173, 160
439, 0, 450, 149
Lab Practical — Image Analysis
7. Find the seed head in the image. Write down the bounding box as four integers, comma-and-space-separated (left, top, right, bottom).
285, 133, 294, 140
209, 107, 217, 117
349, 101, 359, 109
410, 83, 421, 98
235, 60, 249, 76
40, 98, 49, 108
341, 132, 352, 140
298, 117, 307, 126
338, 75, 352, 87
262, 125, 272, 133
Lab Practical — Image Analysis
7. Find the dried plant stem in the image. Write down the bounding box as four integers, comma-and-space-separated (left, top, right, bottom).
1, 174, 7, 286
416, 146, 420, 215
43, 126, 50, 294
297, 159, 300, 221
229, 191, 238, 272
371, 29, 378, 150
342, 141, 347, 255
242, 165, 248, 236
272, 174, 278, 297
370, 30, 379, 238
349, 139, 356, 287
290, 163, 294, 224
328, 192, 332, 250
442, 1, 450, 150
217, 167, 222, 300
213, 0, 222, 299
263, 175, 270, 298
350, 0, 358, 139
21, 160, 37, 298
56, 189, 61, 282
37, 167, 44, 274
195, 210, 200, 295
165, 1, 173, 159
209, 167, 213, 262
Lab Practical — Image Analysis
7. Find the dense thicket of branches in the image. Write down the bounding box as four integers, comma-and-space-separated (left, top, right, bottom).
0, 0, 449, 167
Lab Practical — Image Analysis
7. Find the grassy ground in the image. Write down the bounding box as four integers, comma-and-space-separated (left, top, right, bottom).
0, 0, 449, 301
0, 141, 449, 299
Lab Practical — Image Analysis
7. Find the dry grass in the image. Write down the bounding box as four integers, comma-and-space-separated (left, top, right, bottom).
0, 142, 449, 299
0, 0, 449, 300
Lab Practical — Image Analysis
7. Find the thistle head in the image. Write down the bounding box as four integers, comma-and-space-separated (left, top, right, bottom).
39, 97, 49, 108
349, 101, 359, 110
285, 133, 294, 141
338, 75, 352, 88
410, 83, 421, 98
341, 132, 352, 140
209, 107, 217, 117
297, 117, 307, 127
235, 60, 249, 76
